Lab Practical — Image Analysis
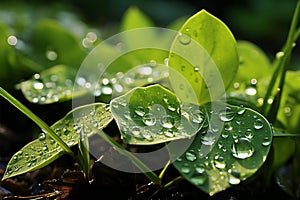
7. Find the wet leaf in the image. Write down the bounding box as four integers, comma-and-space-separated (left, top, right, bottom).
168, 9, 239, 104
172, 102, 272, 195
277, 70, 300, 133
227, 40, 273, 108
110, 84, 203, 145
2, 103, 113, 180
16, 65, 79, 104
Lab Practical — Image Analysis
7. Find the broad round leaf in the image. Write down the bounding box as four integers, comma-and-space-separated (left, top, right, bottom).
110, 84, 204, 145
173, 102, 272, 195
2, 103, 113, 180
168, 9, 239, 104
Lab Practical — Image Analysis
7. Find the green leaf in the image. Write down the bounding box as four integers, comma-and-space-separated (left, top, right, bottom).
2, 103, 113, 180
227, 40, 273, 108
168, 9, 239, 104
277, 70, 300, 133
110, 84, 203, 145
120, 6, 154, 31
33, 19, 87, 68
172, 102, 272, 195
16, 65, 80, 104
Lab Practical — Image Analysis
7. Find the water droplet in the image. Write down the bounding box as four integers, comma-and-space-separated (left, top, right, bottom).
185, 150, 197, 162
276, 51, 285, 59
254, 119, 264, 129
142, 113, 156, 126
245, 129, 253, 139
39, 132, 46, 141
237, 105, 246, 115
190, 172, 207, 186
195, 164, 206, 174
231, 137, 254, 159
190, 110, 204, 124
214, 154, 226, 169
7, 35, 18, 45
124, 111, 131, 120
262, 136, 271, 146
245, 87, 257, 95
181, 163, 191, 173
132, 126, 142, 138
142, 130, 154, 141
135, 106, 146, 117
227, 169, 241, 185
164, 129, 174, 138
194, 66, 200, 72
161, 115, 174, 129
201, 130, 216, 145
178, 32, 191, 45
219, 107, 235, 122
32, 80, 44, 90
224, 123, 233, 131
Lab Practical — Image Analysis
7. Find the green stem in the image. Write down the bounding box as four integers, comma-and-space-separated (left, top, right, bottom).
0, 87, 74, 156
97, 130, 161, 185
261, 0, 300, 118
148, 176, 184, 199
159, 160, 171, 180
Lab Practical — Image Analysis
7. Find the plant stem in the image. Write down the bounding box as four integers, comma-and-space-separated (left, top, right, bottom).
0, 87, 75, 156
262, 0, 300, 120
159, 160, 171, 180
97, 130, 161, 185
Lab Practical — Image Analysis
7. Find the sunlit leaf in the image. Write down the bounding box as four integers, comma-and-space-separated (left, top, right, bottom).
16, 65, 80, 104
2, 103, 113, 180
168, 9, 239, 104
227, 40, 273, 108
120, 6, 154, 31
110, 84, 203, 145
172, 102, 272, 195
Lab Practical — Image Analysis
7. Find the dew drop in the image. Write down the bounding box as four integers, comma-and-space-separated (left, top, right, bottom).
161, 115, 174, 129
181, 163, 191, 174
190, 109, 204, 124
195, 164, 206, 174
231, 137, 254, 159
142, 113, 156, 126
237, 105, 246, 115
245, 129, 253, 139
227, 169, 241, 185
254, 119, 264, 129
132, 126, 142, 138
164, 129, 174, 138
262, 136, 271, 146
245, 87, 257, 95
213, 154, 226, 169
178, 32, 191, 45
185, 150, 197, 162
201, 130, 216, 146
39, 132, 46, 141
224, 123, 233, 131
135, 106, 146, 117
219, 107, 235, 122
194, 66, 200, 72
190, 172, 207, 186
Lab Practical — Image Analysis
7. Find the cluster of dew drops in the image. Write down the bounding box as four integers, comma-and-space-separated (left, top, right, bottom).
175, 105, 272, 188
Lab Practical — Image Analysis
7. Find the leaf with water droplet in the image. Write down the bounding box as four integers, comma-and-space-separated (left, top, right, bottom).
2, 103, 113, 180
172, 102, 272, 195
110, 84, 203, 145
277, 70, 300, 133
226, 40, 273, 108
168, 9, 239, 104
16, 64, 91, 104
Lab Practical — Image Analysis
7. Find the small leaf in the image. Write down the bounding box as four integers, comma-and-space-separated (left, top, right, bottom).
2, 103, 113, 180
16, 65, 79, 104
120, 6, 154, 31
168, 9, 239, 104
172, 102, 272, 195
110, 84, 203, 145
